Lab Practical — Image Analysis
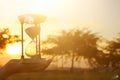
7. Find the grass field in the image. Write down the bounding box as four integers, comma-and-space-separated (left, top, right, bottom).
7, 70, 119, 80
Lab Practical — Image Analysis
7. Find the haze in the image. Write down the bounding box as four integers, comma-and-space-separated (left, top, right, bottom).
0, 0, 120, 40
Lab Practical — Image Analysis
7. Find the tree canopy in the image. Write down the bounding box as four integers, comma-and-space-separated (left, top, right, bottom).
42, 28, 102, 69
0, 28, 20, 49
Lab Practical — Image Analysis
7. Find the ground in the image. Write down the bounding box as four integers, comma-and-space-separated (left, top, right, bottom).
7, 69, 120, 80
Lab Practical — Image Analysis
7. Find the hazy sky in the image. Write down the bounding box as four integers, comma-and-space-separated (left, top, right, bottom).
0, 0, 120, 40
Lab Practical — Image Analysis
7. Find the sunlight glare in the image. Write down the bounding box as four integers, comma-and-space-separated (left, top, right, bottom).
6, 43, 21, 55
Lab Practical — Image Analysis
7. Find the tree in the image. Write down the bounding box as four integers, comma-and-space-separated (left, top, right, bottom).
0, 28, 21, 50
105, 34, 120, 68
42, 28, 101, 70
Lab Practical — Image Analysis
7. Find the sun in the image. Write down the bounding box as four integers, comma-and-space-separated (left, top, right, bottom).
6, 42, 22, 55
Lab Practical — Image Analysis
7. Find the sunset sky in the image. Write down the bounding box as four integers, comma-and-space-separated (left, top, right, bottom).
0, 0, 120, 40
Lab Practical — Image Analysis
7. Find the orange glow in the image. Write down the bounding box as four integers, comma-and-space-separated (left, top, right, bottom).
6, 42, 21, 55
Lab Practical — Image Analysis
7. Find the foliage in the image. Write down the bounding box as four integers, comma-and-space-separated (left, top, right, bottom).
42, 28, 101, 69
105, 34, 120, 67
106, 37, 120, 55
0, 28, 21, 49
94, 33, 120, 69
43, 29, 100, 56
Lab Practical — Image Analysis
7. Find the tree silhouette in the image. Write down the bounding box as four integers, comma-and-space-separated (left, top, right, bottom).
0, 28, 21, 50
105, 34, 120, 68
42, 28, 101, 70
94, 33, 120, 71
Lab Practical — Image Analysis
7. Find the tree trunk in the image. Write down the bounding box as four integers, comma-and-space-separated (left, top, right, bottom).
70, 53, 75, 71
61, 55, 64, 69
